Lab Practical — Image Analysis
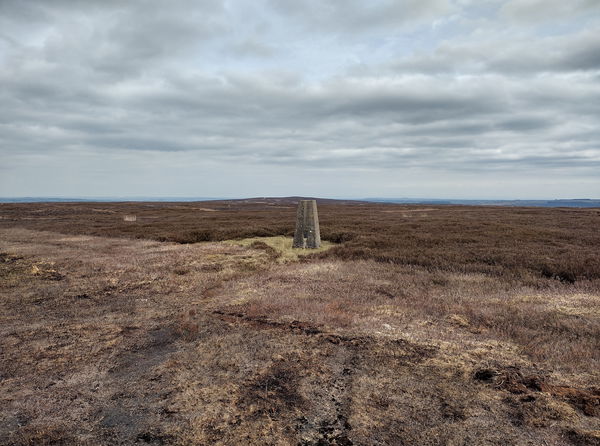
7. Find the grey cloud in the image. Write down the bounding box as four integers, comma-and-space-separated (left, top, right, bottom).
226, 38, 275, 58
268, 0, 453, 33
489, 32, 600, 73
1, 66, 597, 168
500, 0, 600, 23
0, 0, 598, 198
391, 30, 600, 75
1, 0, 228, 81
561, 39, 600, 72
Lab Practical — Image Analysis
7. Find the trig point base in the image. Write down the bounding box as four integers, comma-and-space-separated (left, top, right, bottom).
292, 200, 321, 249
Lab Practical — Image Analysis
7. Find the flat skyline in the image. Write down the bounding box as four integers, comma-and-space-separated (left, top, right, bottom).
1, 1, 599, 199
2, 195, 599, 205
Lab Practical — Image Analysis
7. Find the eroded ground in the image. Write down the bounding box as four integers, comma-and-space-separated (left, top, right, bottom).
1, 228, 599, 445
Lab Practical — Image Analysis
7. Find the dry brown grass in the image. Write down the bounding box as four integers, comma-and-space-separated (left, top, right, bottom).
1, 199, 599, 445
218, 260, 600, 376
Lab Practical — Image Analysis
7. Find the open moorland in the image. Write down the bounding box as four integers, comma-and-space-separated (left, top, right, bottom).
1, 198, 599, 445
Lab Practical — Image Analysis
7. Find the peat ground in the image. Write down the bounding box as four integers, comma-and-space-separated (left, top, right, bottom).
0, 199, 599, 445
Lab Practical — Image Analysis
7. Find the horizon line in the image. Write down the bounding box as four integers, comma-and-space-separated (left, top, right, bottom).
1, 196, 599, 202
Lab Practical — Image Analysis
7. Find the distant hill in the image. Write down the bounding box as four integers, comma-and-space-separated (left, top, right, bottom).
363, 198, 600, 208
1, 196, 599, 207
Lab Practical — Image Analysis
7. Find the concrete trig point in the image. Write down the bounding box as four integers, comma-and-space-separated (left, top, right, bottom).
292, 200, 321, 248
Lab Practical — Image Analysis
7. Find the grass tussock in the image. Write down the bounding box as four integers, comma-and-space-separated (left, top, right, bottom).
224, 235, 335, 263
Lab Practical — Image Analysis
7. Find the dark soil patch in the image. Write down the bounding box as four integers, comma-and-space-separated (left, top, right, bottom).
565, 428, 600, 446
213, 310, 438, 365
475, 365, 600, 417
37, 270, 65, 281
214, 310, 324, 336
0, 252, 23, 263
239, 362, 306, 417
6, 424, 77, 446
108, 327, 177, 379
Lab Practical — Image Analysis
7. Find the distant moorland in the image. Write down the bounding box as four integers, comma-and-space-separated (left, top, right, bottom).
1, 198, 599, 281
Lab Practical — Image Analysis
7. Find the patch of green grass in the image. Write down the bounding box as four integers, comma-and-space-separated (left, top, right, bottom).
224, 236, 335, 263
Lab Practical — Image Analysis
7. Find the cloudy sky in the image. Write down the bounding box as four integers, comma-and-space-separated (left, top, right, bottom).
1, 0, 599, 199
